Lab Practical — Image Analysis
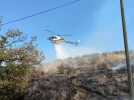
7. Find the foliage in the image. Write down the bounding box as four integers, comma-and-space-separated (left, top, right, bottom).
57, 64, 76, 75
0, 29, 44, 100
25, 52, 130, 100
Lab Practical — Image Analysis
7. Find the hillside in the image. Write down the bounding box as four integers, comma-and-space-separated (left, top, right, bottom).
24, 51, 134, 100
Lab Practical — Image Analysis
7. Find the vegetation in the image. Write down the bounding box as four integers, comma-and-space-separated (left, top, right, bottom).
0, 29, 44, 100
25, 52, 131, 100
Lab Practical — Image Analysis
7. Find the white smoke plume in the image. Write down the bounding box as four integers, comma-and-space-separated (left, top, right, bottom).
53, 43, 101, 60
64, 46, 101, 58
54, 44, 68, 59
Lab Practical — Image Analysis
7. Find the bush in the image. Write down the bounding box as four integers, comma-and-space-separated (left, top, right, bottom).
0, 29, 44, 100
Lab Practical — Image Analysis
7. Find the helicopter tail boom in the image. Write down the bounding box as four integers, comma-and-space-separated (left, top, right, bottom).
65, 40, 80, 46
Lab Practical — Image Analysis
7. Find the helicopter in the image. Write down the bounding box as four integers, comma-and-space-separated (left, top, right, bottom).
45, 29, 80, 46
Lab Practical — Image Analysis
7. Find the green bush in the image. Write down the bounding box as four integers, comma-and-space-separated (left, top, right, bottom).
0, 29, 44, 100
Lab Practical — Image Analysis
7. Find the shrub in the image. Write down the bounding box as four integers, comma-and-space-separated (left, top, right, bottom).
0, 29, 44, 100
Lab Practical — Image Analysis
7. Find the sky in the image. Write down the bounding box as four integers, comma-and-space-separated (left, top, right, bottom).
0, 0, 134, 61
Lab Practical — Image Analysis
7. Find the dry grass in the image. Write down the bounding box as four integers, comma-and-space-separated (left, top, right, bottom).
24, 51, 133, 100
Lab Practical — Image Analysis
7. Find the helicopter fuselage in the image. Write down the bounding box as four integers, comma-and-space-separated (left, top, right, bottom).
48, 35, 65, 44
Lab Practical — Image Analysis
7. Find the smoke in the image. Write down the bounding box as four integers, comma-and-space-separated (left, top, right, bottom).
54, 44, 100, 60
54, 44, 68, 59
64, 46, 101, 58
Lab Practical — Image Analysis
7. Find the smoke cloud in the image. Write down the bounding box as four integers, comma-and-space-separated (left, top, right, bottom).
54, 44, 68, 59
53, 44, 100, 60
64, 45, 100, 58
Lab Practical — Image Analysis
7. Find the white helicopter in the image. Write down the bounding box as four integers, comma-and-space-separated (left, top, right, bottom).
45, 29, 80, 46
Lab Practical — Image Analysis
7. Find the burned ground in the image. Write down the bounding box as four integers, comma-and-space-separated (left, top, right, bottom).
24, 52, 133, 100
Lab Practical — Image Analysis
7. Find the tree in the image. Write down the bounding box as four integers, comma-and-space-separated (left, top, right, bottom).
0, 29, 44, 100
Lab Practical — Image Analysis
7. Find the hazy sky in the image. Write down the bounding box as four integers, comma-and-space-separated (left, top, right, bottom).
0, 0, 134, 61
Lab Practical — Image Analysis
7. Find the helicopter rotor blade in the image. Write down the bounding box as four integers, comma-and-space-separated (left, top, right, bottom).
45, 29, 57, 35
59, 34, 72, 37
45, 29, 72, 37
